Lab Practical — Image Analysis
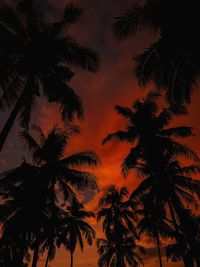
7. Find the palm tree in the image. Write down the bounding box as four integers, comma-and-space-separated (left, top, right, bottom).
21, 125, 100, 203
97, 185, 137, 237
136, 195, 173, 267
58, 197, 96, 267
113, 0, 200, 105
130, 157, 200, 266
97, 231, 144, 267
40, 205, 69, 267
103, 92, 198, 177
0, 161, 49, 267
0, 0, 99, 151
166, 234, 194, 267
0, 125, 100, 267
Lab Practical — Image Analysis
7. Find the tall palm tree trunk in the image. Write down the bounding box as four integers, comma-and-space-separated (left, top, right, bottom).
70, 252, 73, 267
45, 250, 50, 267
32, 242, 40, 267
0, 89, 25, 152
155, 231, 162, 267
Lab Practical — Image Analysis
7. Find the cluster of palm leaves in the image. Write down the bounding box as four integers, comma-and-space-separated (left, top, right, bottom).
0, 126, 99, 267
0, 0, 99, 152
102, 93, 200, 267
113, 0, 200, 106
97, 186, 144, 267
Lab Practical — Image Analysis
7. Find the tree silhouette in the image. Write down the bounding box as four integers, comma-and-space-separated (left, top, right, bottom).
0, 0, 99, 151
97, 186, 143, 267
97, 232, 144, 267
58, 197, 96, 267
103, 94, 200, 265
103, 92, 197, 177
97, 185, 137, 237
0, 125, 100, 267
21, 125, 100, 202
136, 195, 173, 267
113, 0, 200, 105
130, 156, 200, 266
0, 161, 49, 267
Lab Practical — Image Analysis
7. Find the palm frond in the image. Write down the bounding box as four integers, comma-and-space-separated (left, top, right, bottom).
102, 130, 134, 145
52, 3, 83, 36
159, 126, 193, 138
113, 2, 160, 40
62, 151, 100, 167
122, 146, 141, 177
43, 73, 83, 121
59, 37, 100, 72
65, 169, 99, 192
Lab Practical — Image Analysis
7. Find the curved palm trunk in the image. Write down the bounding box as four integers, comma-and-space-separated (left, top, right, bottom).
155, 231, 162, 267
70, 252, 73, 267
0, 89, 25, 152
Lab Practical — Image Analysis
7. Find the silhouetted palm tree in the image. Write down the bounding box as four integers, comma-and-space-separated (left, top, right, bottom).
0, 0, 99, 151
166, 233, 194, 267
21, 125, 100, 202
136, 195, 173, 267
0, 125, 100, 267
40, 205, 70, 267
58, 197, 95, 267
166, 213, 200, 267
131, 157, 200, 266
97, 231, 144, 267
113, 0, 200, 105
103, 93, 197, 177
97, 185, 137, 237
0, 161, 49, 267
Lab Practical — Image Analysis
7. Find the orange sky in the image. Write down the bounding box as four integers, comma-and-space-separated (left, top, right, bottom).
0, 0, 200, 266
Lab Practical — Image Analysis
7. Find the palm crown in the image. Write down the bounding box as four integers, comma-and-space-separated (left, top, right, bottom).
113, 0, 200, 105
103, 92, 198, 176
0, 0, 99, 151
21, 125, 100, 200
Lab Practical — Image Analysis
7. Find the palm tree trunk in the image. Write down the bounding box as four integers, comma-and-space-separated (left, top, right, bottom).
155, 231, 162, 267
32, 242, 39, 267
70, 252, 73, 267
45, 250, 51, 267
0, 89, 25, 152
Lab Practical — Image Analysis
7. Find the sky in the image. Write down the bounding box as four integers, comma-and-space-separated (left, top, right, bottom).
0, 0, 200, 266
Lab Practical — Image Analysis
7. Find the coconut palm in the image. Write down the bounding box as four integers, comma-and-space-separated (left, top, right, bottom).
166, 235, 194, 267
166, 214, 200, 267
103, 93, 198, 177
20, 125, 100, 202
113, 0, 200, 105
0, 0, 99, 151
97, 231, 144, 267
136, 195, 173, 267
0, 125, 100, 267
0, 161, 49, 267
58, 197, 96, 267
40, 205, 69, 267
97, 185, 137, 237
130, 157, 200, 266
